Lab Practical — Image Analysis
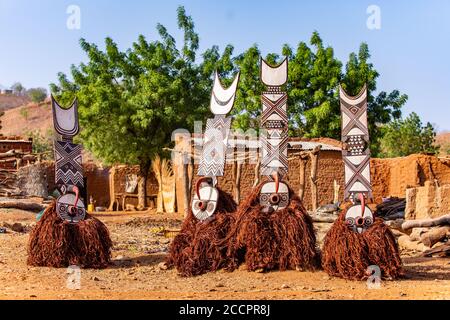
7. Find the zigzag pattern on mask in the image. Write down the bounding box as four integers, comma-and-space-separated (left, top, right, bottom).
198, 115, 231, 177
55, 140, 84, 188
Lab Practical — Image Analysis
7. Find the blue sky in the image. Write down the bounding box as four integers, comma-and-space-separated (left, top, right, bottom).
0, 0, 449, 131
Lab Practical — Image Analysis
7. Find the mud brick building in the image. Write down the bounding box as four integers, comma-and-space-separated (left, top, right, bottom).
0, 136, 32, 153
174, 137, 346, 212
0, 136, 33, 170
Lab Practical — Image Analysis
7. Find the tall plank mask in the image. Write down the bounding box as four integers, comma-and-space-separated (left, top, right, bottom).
259, 58, 290, 213
192, 71, 240, 221
52, 96, 86, 223
340, 86, 373, 233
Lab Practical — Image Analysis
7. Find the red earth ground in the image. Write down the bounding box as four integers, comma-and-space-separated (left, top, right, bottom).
0, 208, 448, 300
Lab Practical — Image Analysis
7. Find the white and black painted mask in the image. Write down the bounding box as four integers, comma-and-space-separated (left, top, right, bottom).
56, 184, 86, 224
259, 175, 289, 213
345, 194, 373, 234
192, 179, 219, 221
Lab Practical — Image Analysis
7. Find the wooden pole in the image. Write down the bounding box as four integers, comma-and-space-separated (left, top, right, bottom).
182, 152, 191, 218
253, 155, 261, 188
107, 166, 116, 211
235, 161, 242, 204
333, 179, 340, 204
308, 145, 322, 212
298, 151, 309, 201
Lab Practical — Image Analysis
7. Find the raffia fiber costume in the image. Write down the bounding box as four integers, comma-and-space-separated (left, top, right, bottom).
224, 59, 318, 272
28, 96, 112, 269
321, 86, 403, 280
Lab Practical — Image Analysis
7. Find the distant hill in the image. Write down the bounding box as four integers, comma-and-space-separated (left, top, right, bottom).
0, 100, 100, 163
0, 100, 53, 137
0, 94, 31, 111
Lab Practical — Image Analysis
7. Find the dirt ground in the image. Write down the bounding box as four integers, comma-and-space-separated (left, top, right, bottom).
0, 208, 448, 300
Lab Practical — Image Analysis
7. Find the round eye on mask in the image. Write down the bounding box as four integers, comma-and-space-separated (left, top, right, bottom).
345, 217, 355, 227
192, 186, 219, 221
364, 216, 373, 227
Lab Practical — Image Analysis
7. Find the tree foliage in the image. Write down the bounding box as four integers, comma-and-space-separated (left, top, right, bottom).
27, 87, 47, 103
379, 112, 438, 157
50, 6, 430, 196
230, 33, 408, 155
26, 129, 54, 159
11, 82, 25, 95
50, 6, 234, 207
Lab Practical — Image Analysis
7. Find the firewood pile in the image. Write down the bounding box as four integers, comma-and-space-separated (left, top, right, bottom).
387, 214, 450, 258
0, 169, 23, 197
0, 150, 38, 169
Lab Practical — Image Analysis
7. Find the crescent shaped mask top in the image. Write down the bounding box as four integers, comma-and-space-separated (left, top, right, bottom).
260, 58, 288, 87
339, 84, 368, 106
52, 95, 80, 137
209, 71, 240, 115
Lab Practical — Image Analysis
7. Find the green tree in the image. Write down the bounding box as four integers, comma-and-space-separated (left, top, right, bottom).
284, 31, 342, 137
27, 87, 47, 103
379, 112, 438, 157
11, 82, 25, 95
26, 129, 54, 159
50, 6, 231, 209
341, 43, 407, 155
229, 33, 407, 156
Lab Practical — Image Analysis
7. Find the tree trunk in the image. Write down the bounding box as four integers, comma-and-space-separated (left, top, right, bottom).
402, 214, 450, 230
309, 146, 321, 212
0, 201, 45, 212
137, 161, 150, 211
420, 226, 450, 247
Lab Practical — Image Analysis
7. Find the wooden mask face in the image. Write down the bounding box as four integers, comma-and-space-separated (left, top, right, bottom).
191, 185, 219, 221
345, 204, 374, 234
56, 185, 86, 224
259, 181, 289, 212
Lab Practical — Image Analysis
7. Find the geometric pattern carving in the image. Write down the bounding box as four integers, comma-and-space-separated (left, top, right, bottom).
340, 85, 372, 200
198, 71, 239, 179
260, 58, 289, 178
198, 115, 232, 177
55, 140, 84, 188
196, 70, 241, 180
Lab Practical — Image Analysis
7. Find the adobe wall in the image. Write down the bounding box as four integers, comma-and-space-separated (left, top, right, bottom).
370, 154, 450, 203
41, 162, 110, 207
110, 165, 159, 208
187, 150, 345, 212
405, 182, 450, 220
20, 153, 448, 213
